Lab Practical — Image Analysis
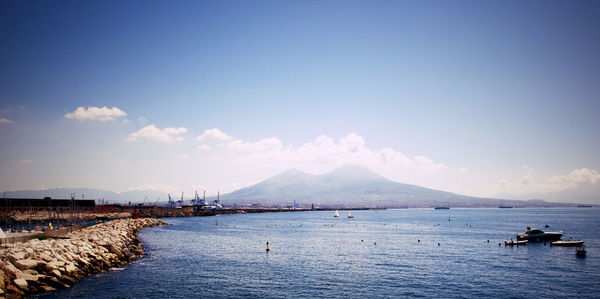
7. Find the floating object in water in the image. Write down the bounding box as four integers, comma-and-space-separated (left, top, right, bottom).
551, 240, 584, 247
517, 228, 563, 242
266, 241, 270, 252
544, 224, 549, 228
504, 239, 528, 246
487, 240, 489, 243
418, 239, 420, 243
576, 245, 587, 258
438, 242, 440, 246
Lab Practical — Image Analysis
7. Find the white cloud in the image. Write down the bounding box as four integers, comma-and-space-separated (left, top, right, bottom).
198, 129, 446, 175
457, 168, 468, 173
197, 144, 211, 151
65, 106, 127, 122
497, 168, 600, 195
127, 125, 187, 143
180, 154, 189, 159
197, 128, 234, 141
0, 118, 16, 125
548, 168, 600, 185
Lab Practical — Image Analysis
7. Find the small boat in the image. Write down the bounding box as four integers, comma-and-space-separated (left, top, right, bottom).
434, 207, 449, 210
334, 210, 339, 217
576, 245, 587, 257
499, 205, 513, 208
504, 239, 528, 246
347, 211, 354, 218
551, 240, 584, 247
516, 227, 563, 242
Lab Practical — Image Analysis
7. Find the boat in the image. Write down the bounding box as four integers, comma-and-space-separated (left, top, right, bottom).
504, 239, 528, 246
576, 245, 587, 257
516, 227, 563, 242
434, 207, 449, 210
551, 240, 584, 247
499, 206, 513, 208
347, 211, 354, 218
334, 210, 339, 217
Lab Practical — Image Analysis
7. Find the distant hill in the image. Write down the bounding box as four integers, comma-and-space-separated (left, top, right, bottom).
495, 182, 600, 205
1, 188, 168, 204
222, 165, 577, 208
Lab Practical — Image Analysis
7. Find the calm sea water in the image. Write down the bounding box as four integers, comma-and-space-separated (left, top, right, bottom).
41, 208, 600, 298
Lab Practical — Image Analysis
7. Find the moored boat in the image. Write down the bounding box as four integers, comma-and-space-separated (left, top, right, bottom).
434, 207, 449, 210
504, 239, 528, 246
516, 227, 563, 242
334, 210, 339, 217
551, 240, 584, 247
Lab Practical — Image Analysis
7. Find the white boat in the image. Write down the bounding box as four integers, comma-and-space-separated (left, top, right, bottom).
551, 240, 584, 247
334, 210, 339, 217
516, 227, 563, 242
348, 211, 354, 218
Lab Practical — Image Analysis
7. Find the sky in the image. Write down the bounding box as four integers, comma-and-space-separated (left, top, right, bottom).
1, 0, 599, 203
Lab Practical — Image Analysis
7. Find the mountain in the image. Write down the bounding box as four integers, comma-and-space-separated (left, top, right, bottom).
222, 165, 574, 208
495, 183, 600, 205
1, 187, 168, 204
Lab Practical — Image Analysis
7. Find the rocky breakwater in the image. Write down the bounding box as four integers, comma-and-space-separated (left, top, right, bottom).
0, 218, 167, 298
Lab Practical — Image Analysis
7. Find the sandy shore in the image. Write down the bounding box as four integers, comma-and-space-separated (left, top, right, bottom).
0, 218, 167, 298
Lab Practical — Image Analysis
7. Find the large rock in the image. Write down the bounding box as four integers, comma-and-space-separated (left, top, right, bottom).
13, 278, 28, 290
14, 258, 41, 271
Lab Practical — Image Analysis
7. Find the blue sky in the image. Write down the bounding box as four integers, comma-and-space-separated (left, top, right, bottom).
1, 1, 599, 203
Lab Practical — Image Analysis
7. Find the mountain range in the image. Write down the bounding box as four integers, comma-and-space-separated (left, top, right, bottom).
222, 165, 577, 208
2, 165, 590, 208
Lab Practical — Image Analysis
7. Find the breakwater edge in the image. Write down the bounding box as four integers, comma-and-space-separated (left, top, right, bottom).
0, 218, 167, 298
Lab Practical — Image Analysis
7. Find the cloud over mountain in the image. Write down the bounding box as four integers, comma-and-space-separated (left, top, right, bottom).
196, 129, 447, 175
127, 125, 187, 143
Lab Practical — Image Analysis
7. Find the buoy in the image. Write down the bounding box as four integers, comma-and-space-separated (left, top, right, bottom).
487, 240, 489, 243
266, 242, 270, 252
438, 242, 440, 246
374, 242, 376, 245
418, 239, 420, 242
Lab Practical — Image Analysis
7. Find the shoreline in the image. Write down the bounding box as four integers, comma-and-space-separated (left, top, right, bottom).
0, 218, 167, 298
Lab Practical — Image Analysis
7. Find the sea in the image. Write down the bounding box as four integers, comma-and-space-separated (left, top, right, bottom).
40, 208, 600, 298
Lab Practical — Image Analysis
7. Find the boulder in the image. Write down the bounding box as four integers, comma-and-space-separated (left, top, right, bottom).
13, 278, 28, 290
14, 259, 41, 271
2, 260, 22, 277
58, 275, 75, 286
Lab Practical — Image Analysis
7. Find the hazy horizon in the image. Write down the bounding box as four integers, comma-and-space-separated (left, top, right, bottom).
1, 1, 599, 204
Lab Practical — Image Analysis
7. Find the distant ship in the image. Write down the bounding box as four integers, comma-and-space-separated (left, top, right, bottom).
434, 207, 449, 210
499, 205, 513, 208
334, 210, 339, 217
347, 211, 354, 218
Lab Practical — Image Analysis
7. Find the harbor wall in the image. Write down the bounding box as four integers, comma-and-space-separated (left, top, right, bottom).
0, 218, 167, 298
